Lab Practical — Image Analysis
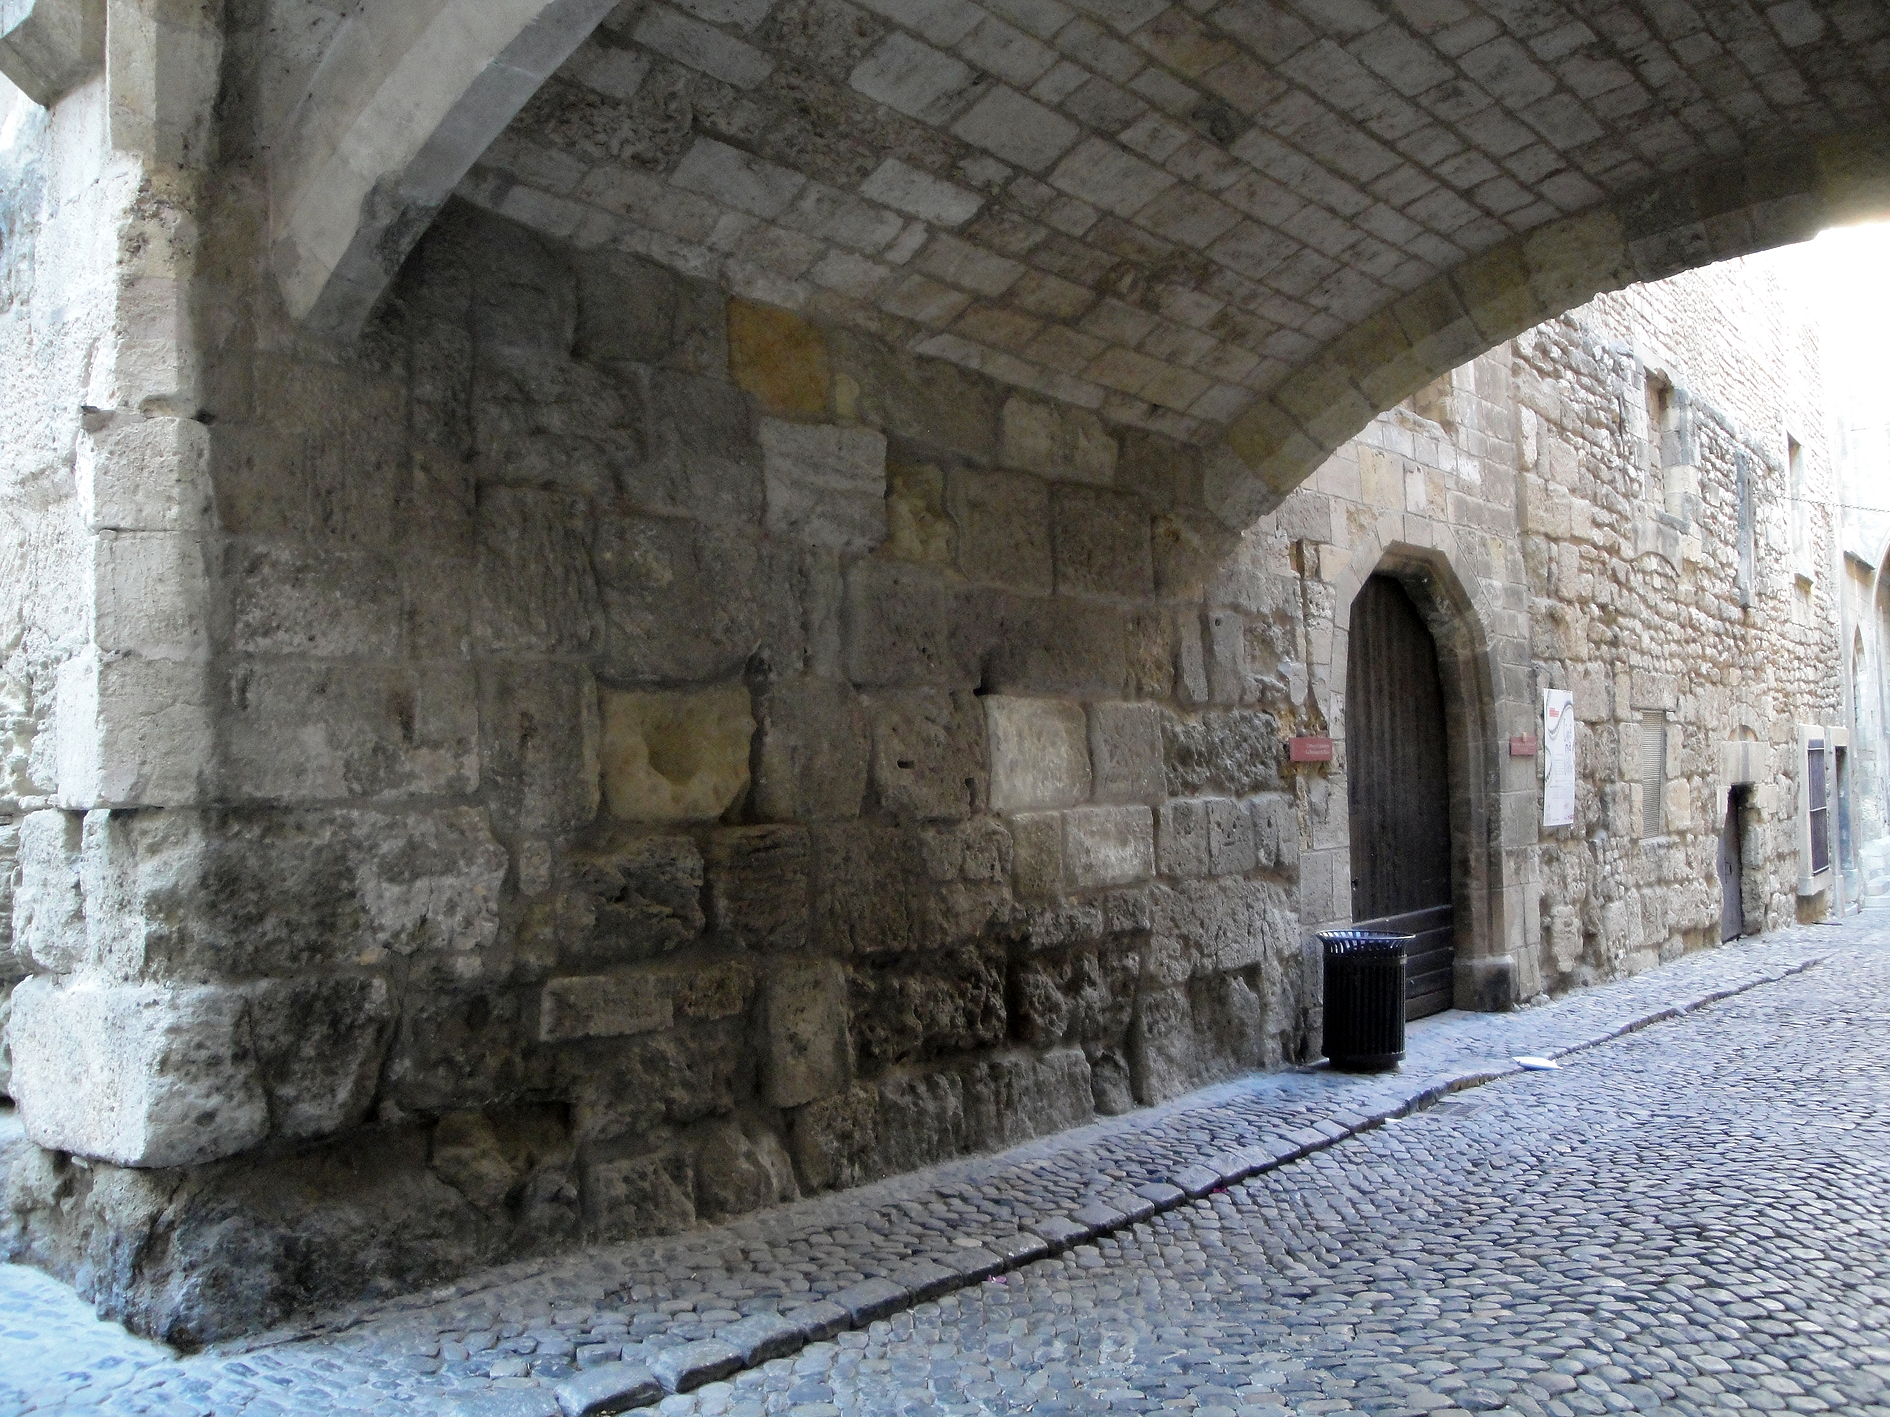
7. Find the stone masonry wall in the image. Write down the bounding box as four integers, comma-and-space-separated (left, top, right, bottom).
0, 179, 1840, 1342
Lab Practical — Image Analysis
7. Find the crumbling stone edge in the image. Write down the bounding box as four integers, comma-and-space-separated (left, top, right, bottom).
410, 949, 1834, 1414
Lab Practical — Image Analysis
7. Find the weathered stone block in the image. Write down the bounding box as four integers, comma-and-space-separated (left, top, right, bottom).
562, 1020, 746, 1141
707, 825, 810, 951
597, 519, 776, 683
479, 662, 602, 837
215, 659, 479, 804
586, 1152, 696, 1240
1156, 798, 1210, 878
1163, 709, 1282, 797
1088, 701, 1164, 805
885, 459, 954, 565
1204, 608, 1247, 704
1062, 805, 1155, 890
539, 974, 674, 1042
9, 977, 269, 1167
760, 419, 888, 552
917, 817, 1012, 883
1001, 396, 1117, 484
843, 559, 966, 686
848, 942, 1008, 1068
633, 369, 766, 527
575, 247, 725, 375
246, 976, 395, 1140
1052, 486, 1153, 597
1250, 792, 1296, 872
986, 696, 1090, 812
828, 330, 1002, 463
729, 299, 831, 415
952, 469, 1052, 592
764, 956, 851, 1107
789, 1083, 879, 1191
693, 1118, 799, 1219
811, 821, 934, 957
863, 687, 986, 820
1010, 811, 1064, 898
13, 809, 83, 974
472, 486, 604, 653
754, 678, 870, 822
1206, 796, 1256, 875
600, 683, 754, 822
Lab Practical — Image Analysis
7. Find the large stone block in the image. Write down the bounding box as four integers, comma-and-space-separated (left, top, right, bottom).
1000, 396, 1117, 484
693, 1118, 800, 1219
55, 649, 213, 809
789, 1083, 879, 1192
811, 821, 934, 957
10, 978, 270, 1167
246, 976, 395, 1139
760, 419, 888, 553
951, 469, 1052, 593
214, 659, 479, 804
729, 299, 831, 415
1156, 798, 1210, 879
597, 518, 779, 682
561, 1019, 747, 1142
478, 661, 602, 837
1088, 701, 1164, 805
828, 330, 1001, 463
843, 559, 966, 686
863, 687, 986, 820
28, 807, 508, 982
586, 1152, 697, 1240
539, 974, 674, 1042
848, 942, 1008, 1069
472, 353, 640, 498
1163, 709, 1283, 798
1062, 805, 1155, 890
575, 247, 727, 376
634, 369, 767, 527
763, 957, 851, 1108
471, 486, 604, 653
986, 696, 1090, 813
566, 830, 706, 962
1206, 797, 1256, 875
754, 677, 870, 822
600, 683, 754, 822
13, 809, 83, 974
1052, 487, 1153, 597
707, 825, 810, 951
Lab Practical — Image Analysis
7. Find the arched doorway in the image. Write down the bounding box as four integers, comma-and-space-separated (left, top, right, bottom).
1345, 574, 1457, 1020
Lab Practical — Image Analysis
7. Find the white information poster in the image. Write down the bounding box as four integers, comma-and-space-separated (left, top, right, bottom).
1543, 689, 1576, 828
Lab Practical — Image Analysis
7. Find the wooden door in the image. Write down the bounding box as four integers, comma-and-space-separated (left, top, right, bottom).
1346, 574, 1455, 1019
1718, 793, 1744, 941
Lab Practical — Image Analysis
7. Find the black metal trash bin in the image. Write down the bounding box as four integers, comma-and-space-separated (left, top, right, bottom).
1318, 929, 1412, 1072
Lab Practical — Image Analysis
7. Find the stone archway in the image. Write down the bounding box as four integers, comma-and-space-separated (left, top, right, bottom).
258, 0, 1890, 525
1327, 539, 1520, 1012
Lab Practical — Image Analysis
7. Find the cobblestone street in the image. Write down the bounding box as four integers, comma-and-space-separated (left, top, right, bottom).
5, 922, 1889, 1415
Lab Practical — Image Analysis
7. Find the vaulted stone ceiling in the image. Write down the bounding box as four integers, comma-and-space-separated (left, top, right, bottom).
271, 0, 1890, 519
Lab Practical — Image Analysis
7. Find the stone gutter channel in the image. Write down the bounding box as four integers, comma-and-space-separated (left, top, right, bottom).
212, 933, 1844, 1417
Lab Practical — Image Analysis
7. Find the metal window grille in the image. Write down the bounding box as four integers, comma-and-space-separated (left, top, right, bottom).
1808, 740, 1830, 875
1640, 711, 1666, 836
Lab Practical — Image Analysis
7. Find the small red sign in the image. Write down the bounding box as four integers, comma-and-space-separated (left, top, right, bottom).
1509, 736, 1539, 757
1288, 735, 1334, 763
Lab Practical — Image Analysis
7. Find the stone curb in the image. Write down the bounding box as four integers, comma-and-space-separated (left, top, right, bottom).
499, 947, 1829, 1415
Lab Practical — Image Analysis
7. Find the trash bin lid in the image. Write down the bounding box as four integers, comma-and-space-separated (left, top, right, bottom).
1316, 929, 1414, 954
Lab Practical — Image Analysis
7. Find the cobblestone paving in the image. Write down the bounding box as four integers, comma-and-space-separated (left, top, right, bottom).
0, 923, 1875, 1415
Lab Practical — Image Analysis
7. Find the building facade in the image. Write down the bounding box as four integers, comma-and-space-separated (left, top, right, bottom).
0, 165, 1844, 1340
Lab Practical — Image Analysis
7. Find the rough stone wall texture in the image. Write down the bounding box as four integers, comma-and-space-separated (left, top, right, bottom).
0, 99, 1843, 1345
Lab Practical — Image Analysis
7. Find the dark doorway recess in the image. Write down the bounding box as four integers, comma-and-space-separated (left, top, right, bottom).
1347, 574, 1455, 1020
1718, 787, 1747, 942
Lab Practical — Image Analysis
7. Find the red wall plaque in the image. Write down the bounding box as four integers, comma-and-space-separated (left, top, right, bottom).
1288, 735, 1334, 763
1509, 736, 1539, 757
